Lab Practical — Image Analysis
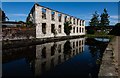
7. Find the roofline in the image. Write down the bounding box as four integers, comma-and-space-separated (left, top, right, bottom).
32, 3, 85, 21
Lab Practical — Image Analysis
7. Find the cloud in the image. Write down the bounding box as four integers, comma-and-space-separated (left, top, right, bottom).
110, 19, 118, 25
110, 15, 118, 19
10, 14, 28, 17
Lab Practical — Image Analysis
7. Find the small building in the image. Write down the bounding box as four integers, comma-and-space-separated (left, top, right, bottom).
27, 3, 85, 39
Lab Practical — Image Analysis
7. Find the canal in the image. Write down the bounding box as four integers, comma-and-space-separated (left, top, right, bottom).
2, 37, 109, 78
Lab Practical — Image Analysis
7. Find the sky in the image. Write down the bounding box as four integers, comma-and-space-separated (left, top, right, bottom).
2, 2, 118, 26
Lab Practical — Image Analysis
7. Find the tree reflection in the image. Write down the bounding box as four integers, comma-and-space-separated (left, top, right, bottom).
86, 37, 109, 78
89, 46, 97, 57
86, 38, 108, 58
63, 40, 72, 55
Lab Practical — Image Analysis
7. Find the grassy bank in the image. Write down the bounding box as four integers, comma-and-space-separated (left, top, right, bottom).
85, 34, 114, 40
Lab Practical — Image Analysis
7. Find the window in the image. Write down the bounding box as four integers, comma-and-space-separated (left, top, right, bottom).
79, 41, 81, 46
79, 27, 81, 33
41, 47, 46, 58
73, 18, 75, 24
82, 20, 84, 26
73, 27, 75, 33
58, 44, 61, 53
51, 11, 55, 21
82, 28, 84, 33
42, 8, 46, 19
58, 14, 62, 22
76, 41, 78, 47
65, 16, 67, 22
79, 47, 81, 52
80, 20, 81, 26
77, 27, 78, 33
77, 19, 79, 25
42, 23, 46, 34
51, 24, 55, 33
58, 25, 61, 33
51, 44, 57, 56
76, 49, 78, 54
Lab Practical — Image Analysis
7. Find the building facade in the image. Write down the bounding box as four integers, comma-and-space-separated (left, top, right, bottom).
27, 3, 85, 38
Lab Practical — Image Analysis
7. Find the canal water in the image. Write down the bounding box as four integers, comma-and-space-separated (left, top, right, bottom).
2, 37, 109, 78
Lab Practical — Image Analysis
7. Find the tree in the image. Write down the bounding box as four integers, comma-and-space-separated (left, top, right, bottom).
64, 21, 72, 35
108, 23, 120, 36
26, 21, 35, 28
100, 8, 110, 27
89, 11, 99, 26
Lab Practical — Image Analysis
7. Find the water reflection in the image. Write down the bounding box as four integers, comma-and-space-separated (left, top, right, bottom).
2, 37, 109, 78
35, 38, 85, 76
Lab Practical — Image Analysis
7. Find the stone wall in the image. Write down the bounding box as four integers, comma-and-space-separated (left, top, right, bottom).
27, 3, 85, 39
2, 27, 35, 40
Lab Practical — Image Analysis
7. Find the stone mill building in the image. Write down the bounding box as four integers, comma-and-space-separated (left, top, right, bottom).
27, 3, 85, 39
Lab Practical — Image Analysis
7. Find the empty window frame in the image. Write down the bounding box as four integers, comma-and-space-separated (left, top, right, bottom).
58, 13, 62, 22
79, 27, 81, 33
77, 27, 78, 33
51, 11, 55, 21
79, 41, 81, 46
73, 27, 75, 33
64, 16, 67, 22
82, 28, 84, 33
42, 8, 46, 19
73, 18, 75, 24
77, 19, 79, 25
76, 41, 78, 47
51, 24, 55, 33
42, 23, 46, 34
80, 20, 81, 26
82, 20, 84, 26
58, 25, 61, 33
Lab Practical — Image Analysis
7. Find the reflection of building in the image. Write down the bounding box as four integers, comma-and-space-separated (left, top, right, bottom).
27, 3, 85, 39
35, 38, 85, 76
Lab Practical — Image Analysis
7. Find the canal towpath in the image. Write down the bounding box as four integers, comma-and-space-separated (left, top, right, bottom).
99, 36, 119, 77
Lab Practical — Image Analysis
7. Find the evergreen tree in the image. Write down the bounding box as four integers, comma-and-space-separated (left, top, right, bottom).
89, 11, 99, 26
100, 8, 110, 26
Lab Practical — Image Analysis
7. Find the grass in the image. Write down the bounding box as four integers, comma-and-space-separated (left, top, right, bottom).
86, 34, 114, 38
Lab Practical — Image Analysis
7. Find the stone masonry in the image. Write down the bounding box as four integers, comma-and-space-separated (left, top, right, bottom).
27, 3, 85, 38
